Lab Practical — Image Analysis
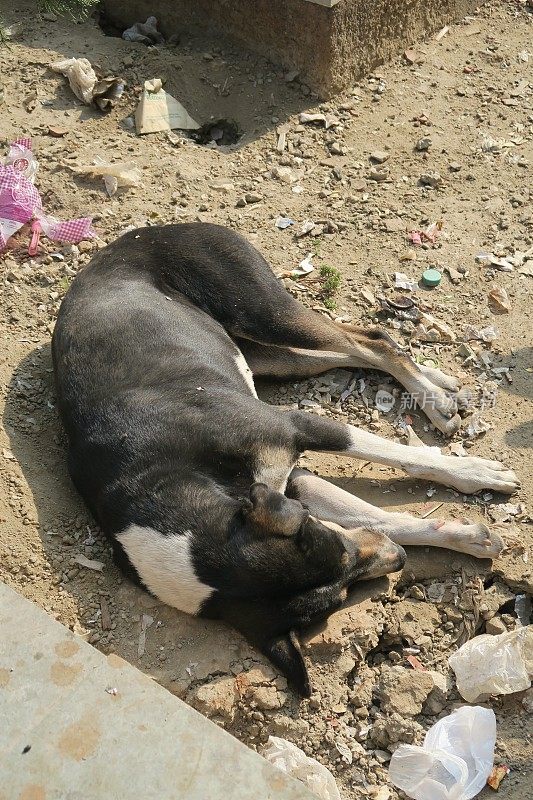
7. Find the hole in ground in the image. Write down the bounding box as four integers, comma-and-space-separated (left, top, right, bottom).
193, 119, 241, 147
95, 11, 123, 38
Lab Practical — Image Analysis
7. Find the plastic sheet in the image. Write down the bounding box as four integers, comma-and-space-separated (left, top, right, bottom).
448, 626, 533, 702
262, 736, 341, 800
388, 706, 496, 800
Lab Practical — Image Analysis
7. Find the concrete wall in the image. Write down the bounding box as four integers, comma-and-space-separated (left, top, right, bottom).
104, 0, 481, 96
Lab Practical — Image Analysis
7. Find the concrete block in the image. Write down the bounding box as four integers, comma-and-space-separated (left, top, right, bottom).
0, 582, 313, 800
103, 0, 483, 96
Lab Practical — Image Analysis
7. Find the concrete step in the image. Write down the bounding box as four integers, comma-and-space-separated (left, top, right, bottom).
0, 581, 314, 800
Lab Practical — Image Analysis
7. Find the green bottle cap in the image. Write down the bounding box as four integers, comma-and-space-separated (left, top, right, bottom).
422, 268, 442, 287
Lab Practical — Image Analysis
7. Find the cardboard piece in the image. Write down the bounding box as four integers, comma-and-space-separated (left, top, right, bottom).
135, 79, 200, 135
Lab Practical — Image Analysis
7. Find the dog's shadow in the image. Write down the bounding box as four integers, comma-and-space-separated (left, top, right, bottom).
3, 344, 491, 700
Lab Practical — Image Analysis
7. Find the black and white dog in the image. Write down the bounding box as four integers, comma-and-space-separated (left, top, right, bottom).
52, 223, 518, 694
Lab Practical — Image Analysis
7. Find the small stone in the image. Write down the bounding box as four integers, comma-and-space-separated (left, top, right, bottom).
422, 671, 448, 715
486, 616, 507, 635
404, 49, 424, 65
251, 684, 286, 711
522, 688, 533, 713
236, 197, 247, 207
420, 172, 444, 188
370, 713, 422, 748
370, 151, 390, 164
329, 142, 344, 155
415, 136, 432, 152
449, 161, 462, 172
191, 677, 238, 722
378, 666, 437, 715
368, 167, 389, 182
409, 585, 425, 601
244, 192, 263, 204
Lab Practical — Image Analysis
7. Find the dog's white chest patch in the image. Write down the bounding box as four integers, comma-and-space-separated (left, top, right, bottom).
234, 350, 257, 397
116, 525, 213, 615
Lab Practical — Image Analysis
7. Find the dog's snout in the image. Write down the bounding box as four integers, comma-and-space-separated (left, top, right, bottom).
338, 527, 407, 581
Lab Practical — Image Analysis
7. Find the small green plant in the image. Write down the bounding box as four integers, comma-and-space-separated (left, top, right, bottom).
37, 0, 100, 20
319, 264, 342, 311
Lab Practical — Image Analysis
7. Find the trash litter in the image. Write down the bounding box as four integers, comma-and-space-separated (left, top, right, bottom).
515, 595, 532, 627
375, 390, 395, 413
448, 627, 533, 702
122, 16, 164, 45
388, 706, 496, 800
298, 220, 315, 237
0, 138, 94, 253
409, 221, 443, 246
299, 112, 340, 129
0, 21, 22, 40
487, 765, 510, 791
276, 123, 290, 153
422, 268, 442, 287
291, 253, 314, 277
135, 78, 200, 135
445, 265, 463, 284
262, 736, 341, 800
335, 740, 353, 765
475, 252, 514, 272
71, 157, 141, 197
275, 216, 294, 229
395, 272, 419, 291
137, 613, 154, 657
435, 25, 450, 41
465, 411, 491, 438
464, 325, 498, 343
74, 554, 104, 571
50, 58, 124, 112
413, 312, 456, 343
105, 686, 118, 696
488, 286, 510, 314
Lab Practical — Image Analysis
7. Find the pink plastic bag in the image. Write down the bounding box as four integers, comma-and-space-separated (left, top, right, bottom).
0, 138, 94, 253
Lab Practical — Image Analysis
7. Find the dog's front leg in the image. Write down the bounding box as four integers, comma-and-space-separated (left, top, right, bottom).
290, 413, 519, 495
287, 469, 506, 559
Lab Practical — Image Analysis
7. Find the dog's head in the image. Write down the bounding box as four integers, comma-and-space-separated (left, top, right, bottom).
204, 484, 405, 696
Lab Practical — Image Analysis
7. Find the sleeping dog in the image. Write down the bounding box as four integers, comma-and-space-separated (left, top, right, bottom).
52, 223, 519, 694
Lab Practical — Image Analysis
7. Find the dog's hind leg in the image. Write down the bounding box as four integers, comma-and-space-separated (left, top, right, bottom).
287, 411, 519, 495
154, 225, 461, 432
239, 341, 460, 392
287, 469, 506, 559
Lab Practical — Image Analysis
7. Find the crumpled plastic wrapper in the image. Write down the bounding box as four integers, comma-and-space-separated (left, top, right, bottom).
262, 736, 341, 800
448, 626, 533, 702
389, 706, 496, 800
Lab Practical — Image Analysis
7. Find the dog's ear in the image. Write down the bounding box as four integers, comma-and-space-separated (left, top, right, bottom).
263, 630, 311, 697
202, 595, 312, 696
249, 482, 270, 508
247, 482, 308, 538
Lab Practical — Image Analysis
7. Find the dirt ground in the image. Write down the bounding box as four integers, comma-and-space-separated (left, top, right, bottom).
1, 1, 532, 798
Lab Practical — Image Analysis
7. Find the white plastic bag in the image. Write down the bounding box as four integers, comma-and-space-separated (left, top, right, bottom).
388, 706, 496, 800
51, 58, 98, 104
448, 626, 533, 702
262, 736, 341, 800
